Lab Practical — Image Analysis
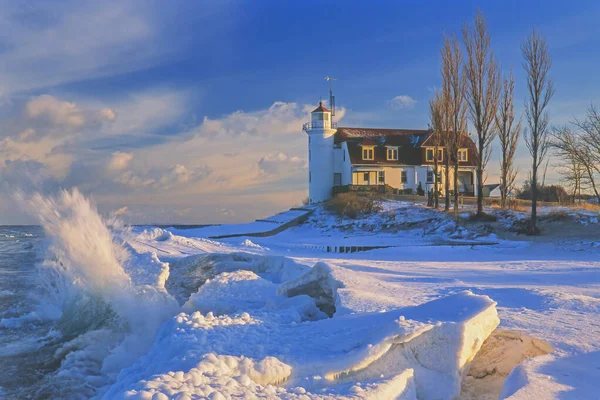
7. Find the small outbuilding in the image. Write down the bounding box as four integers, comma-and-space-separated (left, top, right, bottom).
482, 183, 501, 198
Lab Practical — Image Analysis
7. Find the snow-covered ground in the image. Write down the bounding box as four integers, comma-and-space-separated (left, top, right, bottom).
100, 200, 600, 399
11, 192, 597, 399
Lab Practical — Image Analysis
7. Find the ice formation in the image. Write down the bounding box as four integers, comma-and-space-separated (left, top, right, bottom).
106, 259, 500, 400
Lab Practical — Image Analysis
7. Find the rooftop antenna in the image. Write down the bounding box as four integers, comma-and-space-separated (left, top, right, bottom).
325, 76, 336, 116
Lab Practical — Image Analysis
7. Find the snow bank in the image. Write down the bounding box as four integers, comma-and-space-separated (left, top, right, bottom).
500, 350, 599, 400
106, 290, 499, 399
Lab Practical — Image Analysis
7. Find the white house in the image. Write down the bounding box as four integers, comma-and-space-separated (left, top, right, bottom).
303, 101, 479, 203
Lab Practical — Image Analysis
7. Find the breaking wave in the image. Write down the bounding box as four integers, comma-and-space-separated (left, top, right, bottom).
7, 190, 178, 399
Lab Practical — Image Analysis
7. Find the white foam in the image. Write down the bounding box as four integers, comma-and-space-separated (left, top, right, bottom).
19, 189, 179, 397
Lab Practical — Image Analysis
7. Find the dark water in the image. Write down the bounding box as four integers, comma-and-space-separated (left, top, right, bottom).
0, 226, 50, 398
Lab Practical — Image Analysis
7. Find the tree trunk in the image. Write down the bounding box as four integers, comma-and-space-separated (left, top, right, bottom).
500, 165, 507, 209
433, 157, 439, 208
531, 163, 538, 232
444, 159, 450, 211
476, 142, 484, 215
453, 160, 459, 216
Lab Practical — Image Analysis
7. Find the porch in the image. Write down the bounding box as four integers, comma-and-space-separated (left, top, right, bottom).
332, 184, 411, 195
457, 170, 475, 197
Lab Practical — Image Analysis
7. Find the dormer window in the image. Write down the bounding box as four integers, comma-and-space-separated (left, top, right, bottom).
386, 147, 398, 160
362, 146, 374, 160
458, 149, 468, 162
426, 148, 444, 162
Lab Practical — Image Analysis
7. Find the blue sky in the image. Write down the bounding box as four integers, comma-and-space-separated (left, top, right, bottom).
1, 0, 600, 224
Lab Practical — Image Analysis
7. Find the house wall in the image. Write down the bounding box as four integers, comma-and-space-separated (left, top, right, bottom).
333, 142, 352, 185
351, 166, 418, 190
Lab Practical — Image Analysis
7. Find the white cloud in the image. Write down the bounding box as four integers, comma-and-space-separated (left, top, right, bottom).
0, 98, 341, 224
18, 128, 36, 142
258, 152, 307, 175
100, 108, 117, 122
103, 90, 189, 135
0, 2, 154, 95
114, 163, 211, 190
390, 95, 417, 109
112, 206, 128, 216
24, 94, 116, 133
107, 152, 134, 172
26, 95, 86, 127
197, 101, 345, 138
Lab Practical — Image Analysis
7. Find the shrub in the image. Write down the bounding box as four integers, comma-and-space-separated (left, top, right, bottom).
539, 210, 570, 222
516, 181, 570, 203
468, 212, 497, 222
509, 218, 541, 235
325, 193, 382, 219
416, 182, 425, 196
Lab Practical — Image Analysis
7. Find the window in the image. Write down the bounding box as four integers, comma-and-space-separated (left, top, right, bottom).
426, 148, 434, 162
309, 171, 311, 183
401, 170, 407, 183
343, 150, 346, 162
334, 173, 342, 186
313, 113, 324, 121
427, 170, 434, 183
378, 170, 385, 184
426, 148, 443, 162
362, 147, 374, 160
387, 147, 398, 160
363, 172, 370, 184
458, 149, 468, 162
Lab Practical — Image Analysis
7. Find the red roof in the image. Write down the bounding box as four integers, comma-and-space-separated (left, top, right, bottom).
312, 101, 330, 113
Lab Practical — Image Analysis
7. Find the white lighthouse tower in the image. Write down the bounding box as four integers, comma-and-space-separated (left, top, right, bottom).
303, 100, 336, 203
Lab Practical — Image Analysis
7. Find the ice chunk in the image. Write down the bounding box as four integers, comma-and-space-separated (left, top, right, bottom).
167, 253, 309, 304
182, 270, 279, 315
278, 262, 343, 317
183, 270, 328, 322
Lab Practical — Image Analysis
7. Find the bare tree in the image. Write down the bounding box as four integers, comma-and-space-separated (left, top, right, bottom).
496, 70, 521, 209
551, 110, 600, 202
463, 10, 501, 216
522, 29, 554, 234
442, 34, 467, 216
440, 44, 453, 211
573, 105, 600, 202
429, 91, 445, 208
557, 156, 585, 203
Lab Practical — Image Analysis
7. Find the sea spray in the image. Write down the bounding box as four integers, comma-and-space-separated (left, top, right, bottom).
19, 189, 179, 398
